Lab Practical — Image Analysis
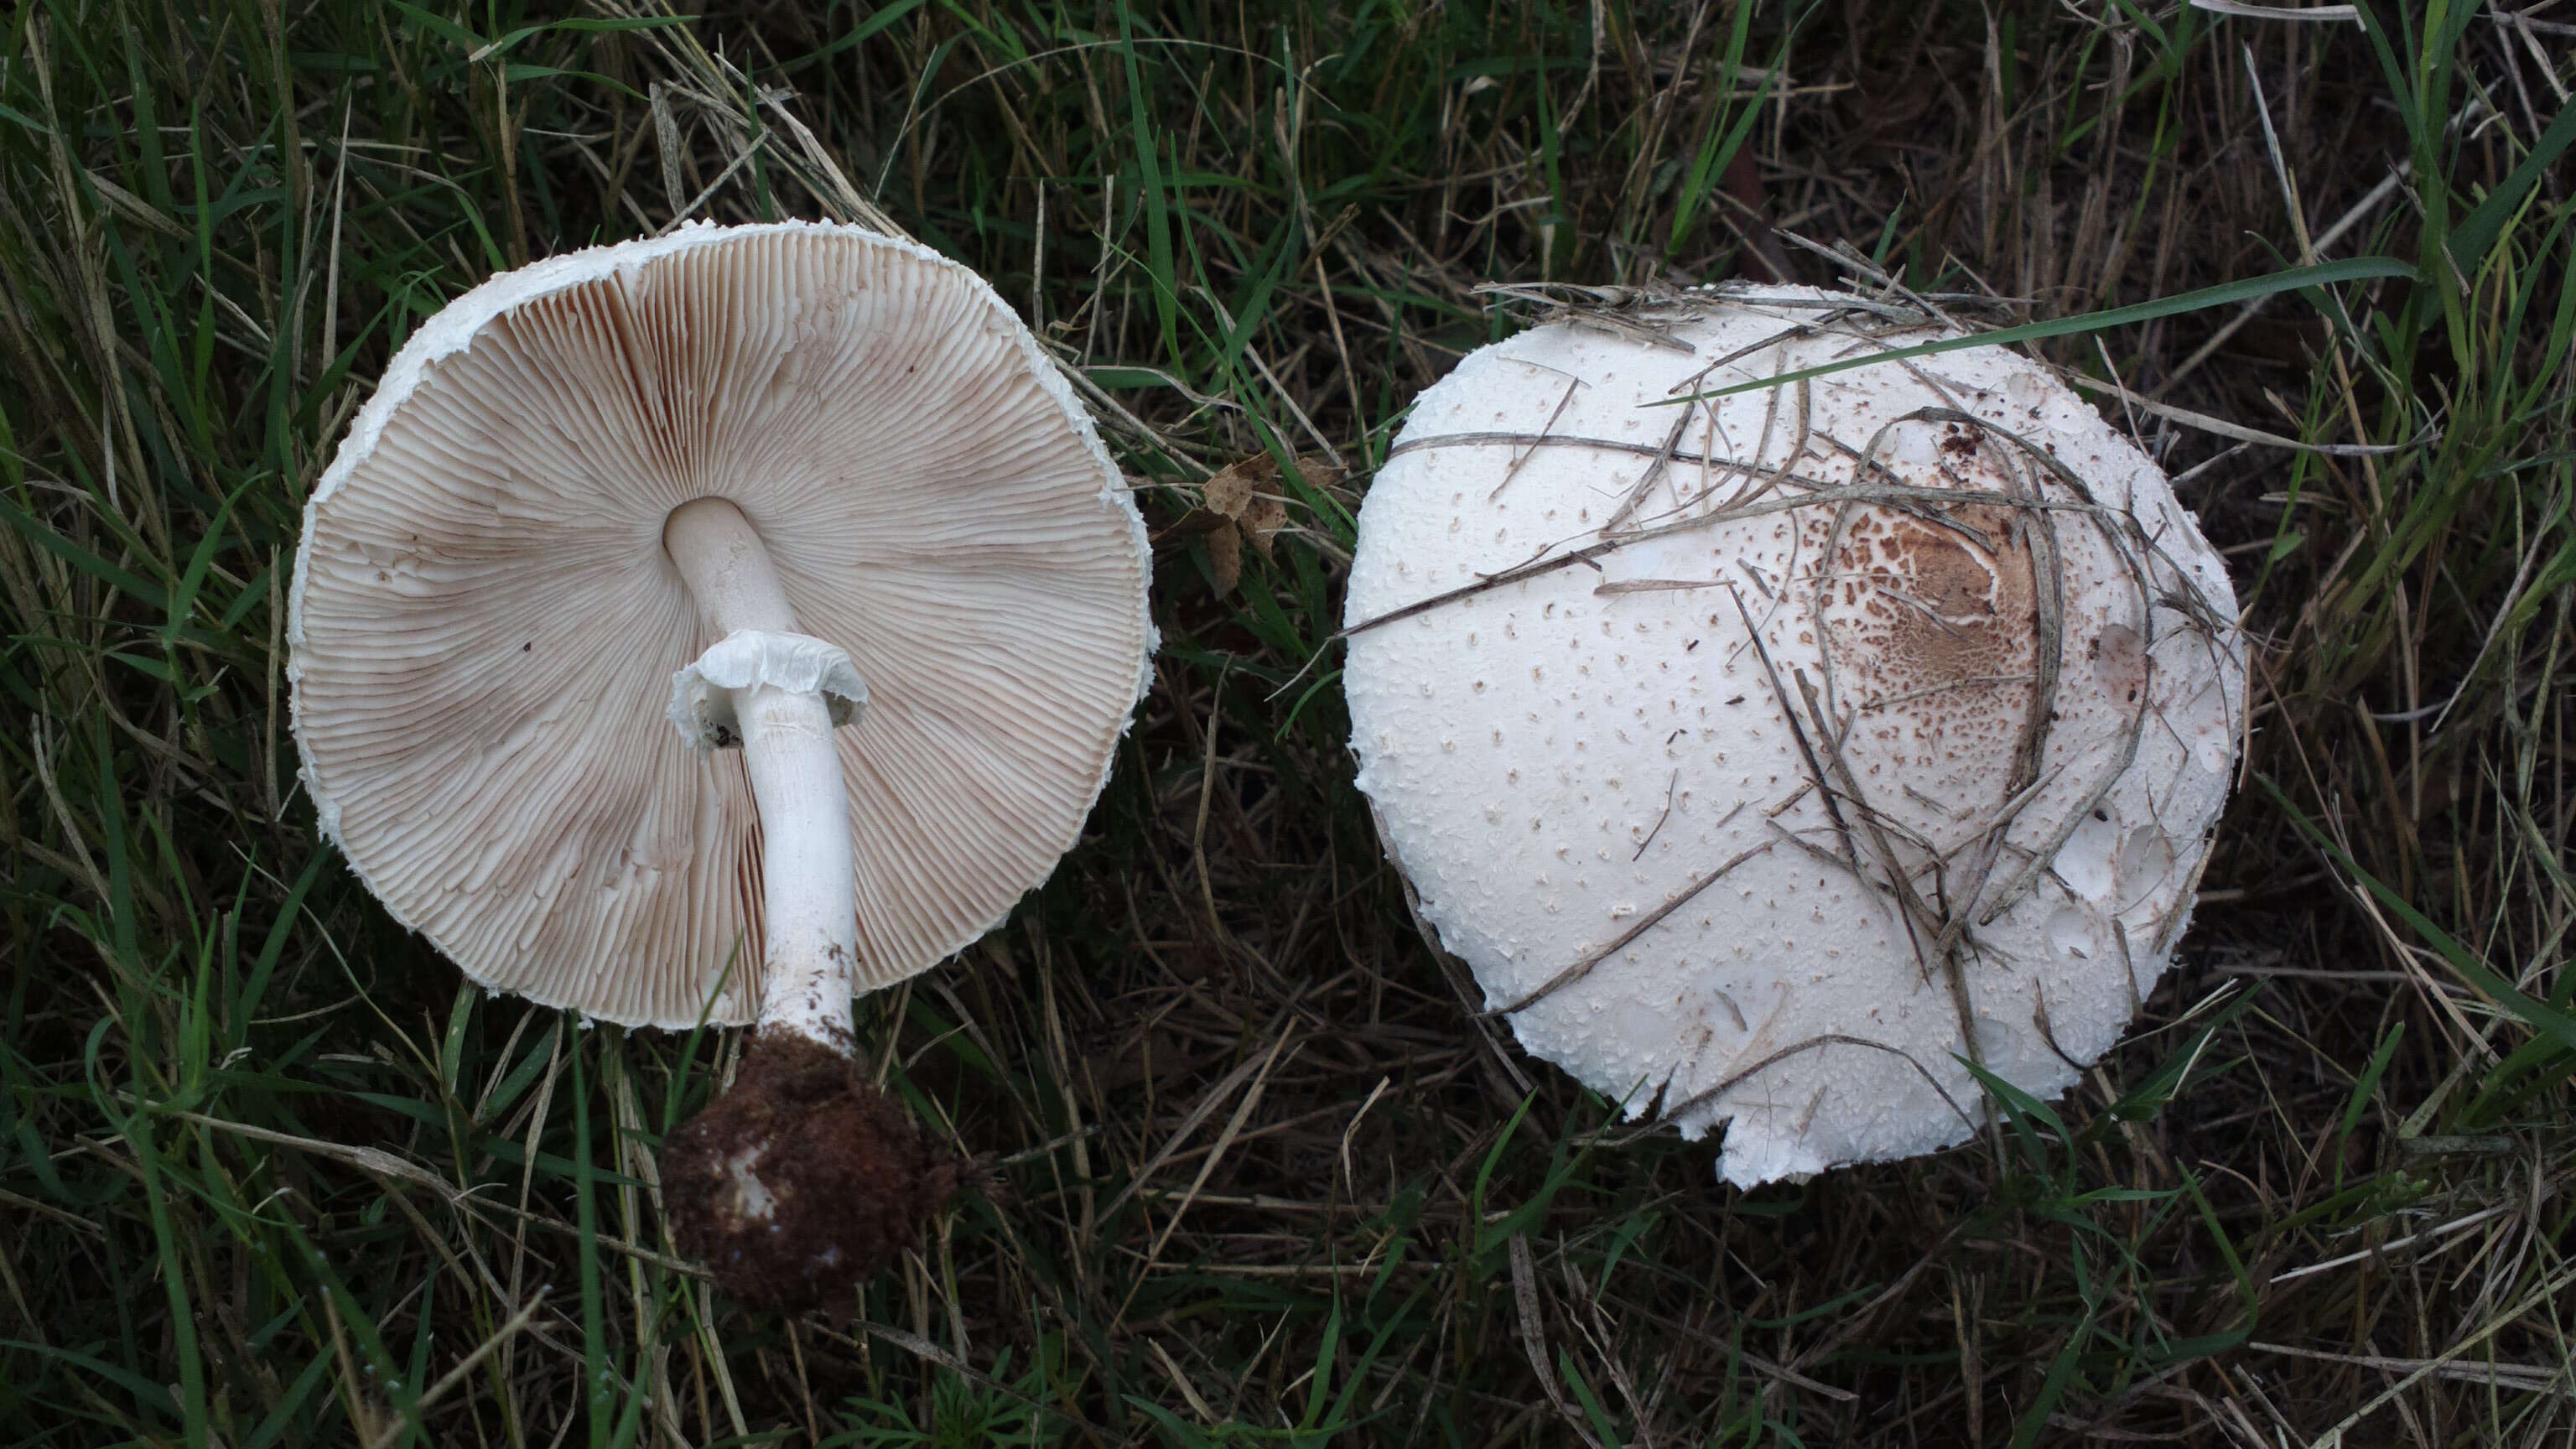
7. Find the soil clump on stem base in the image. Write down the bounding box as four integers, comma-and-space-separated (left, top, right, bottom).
662, 1032, 958, 1313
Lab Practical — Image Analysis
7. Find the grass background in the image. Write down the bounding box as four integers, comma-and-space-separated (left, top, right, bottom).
2, 0, 2572, 1443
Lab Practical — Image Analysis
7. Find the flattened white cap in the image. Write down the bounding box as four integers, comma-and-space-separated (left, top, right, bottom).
1344, 286, 2244, 1186
289, 221, 1153, 1029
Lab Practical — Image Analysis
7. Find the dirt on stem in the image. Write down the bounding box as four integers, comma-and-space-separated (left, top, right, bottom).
662, 1031, 960, 1314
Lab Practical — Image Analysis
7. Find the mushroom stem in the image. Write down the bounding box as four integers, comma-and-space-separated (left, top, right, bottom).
664, 497, 860, 1052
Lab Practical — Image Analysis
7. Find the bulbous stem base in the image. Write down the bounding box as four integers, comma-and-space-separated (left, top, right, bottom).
660, 1032, 958, 1313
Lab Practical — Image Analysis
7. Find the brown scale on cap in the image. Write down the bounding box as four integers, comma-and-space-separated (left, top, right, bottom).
1826, 505, 2036, 686
1815, 483, 2041, 844
662, 1031, 959, 1313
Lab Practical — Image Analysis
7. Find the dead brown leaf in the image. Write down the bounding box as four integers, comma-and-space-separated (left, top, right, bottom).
1206, 522, 1243, 593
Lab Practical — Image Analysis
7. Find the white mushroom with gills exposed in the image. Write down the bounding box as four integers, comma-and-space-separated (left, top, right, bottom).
288, 221, 1153, 1309
1341, 285, 2245, 1188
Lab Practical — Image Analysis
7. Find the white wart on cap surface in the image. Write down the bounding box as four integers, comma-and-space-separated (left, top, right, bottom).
290, 221, 1153, 1030
1343, 287, 2245, 1187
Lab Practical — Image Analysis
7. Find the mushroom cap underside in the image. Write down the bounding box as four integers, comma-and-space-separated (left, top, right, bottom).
290, 221, 1154, 1029
1343, 287, 2245, 1186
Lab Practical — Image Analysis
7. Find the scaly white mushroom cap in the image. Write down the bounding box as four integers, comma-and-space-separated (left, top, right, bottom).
289, 221, 1154, 1030
1343, 286, 2244, 1187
